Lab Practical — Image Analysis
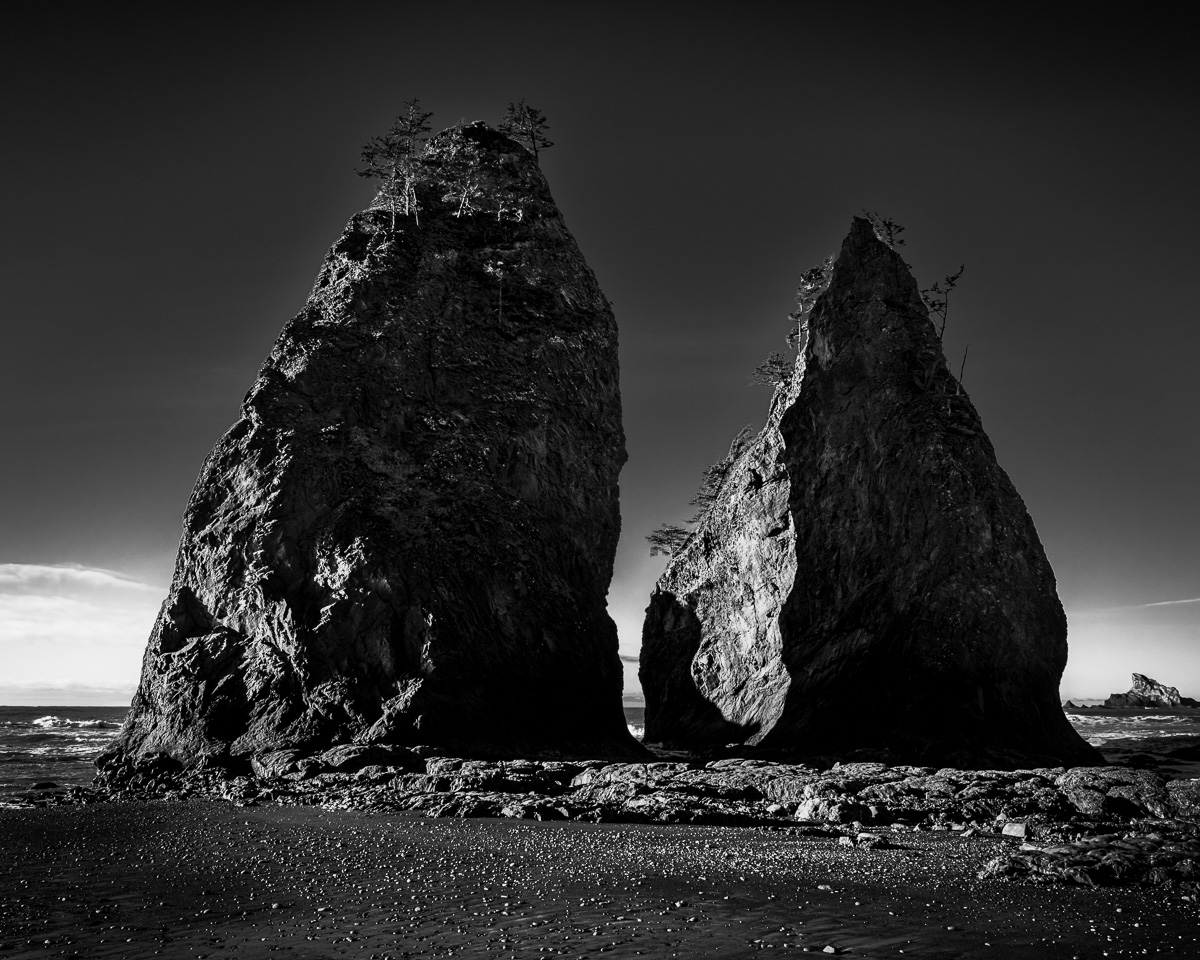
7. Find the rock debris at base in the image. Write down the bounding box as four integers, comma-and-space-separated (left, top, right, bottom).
980, 823, 1200, 889
21, 752, 1200, 895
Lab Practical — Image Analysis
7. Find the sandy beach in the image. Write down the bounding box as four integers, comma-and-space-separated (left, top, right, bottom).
3, 801, 1198, 959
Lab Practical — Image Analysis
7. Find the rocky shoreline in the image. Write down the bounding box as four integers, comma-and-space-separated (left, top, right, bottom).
14, 749, 1200, 898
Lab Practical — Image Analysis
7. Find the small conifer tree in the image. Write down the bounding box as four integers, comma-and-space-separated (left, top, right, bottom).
787, 255, 833, 349
357, 98, 434, 228
499, 100, 554, 164
750, 351, 793, 387
646, 523, 691, 557
424, 128, 488, 217
921, 264, 965, 338
863, 210, 907, 250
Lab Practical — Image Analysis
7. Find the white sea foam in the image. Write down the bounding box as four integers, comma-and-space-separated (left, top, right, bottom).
1081, 730, 1197, 743
31, 715, 119, 730
1064, 710, 1200, 755
26, 742, 102, 758
1066, 713, 1198, 726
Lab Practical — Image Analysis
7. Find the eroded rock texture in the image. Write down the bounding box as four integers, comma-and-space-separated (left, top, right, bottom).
1105, 674, 1199, 709
641, 217, 1101, 768
109, 122, 635, 768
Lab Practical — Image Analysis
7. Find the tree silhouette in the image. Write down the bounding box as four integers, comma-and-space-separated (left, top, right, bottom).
787, 255, 833, 349
357, 98, 433, 228
863, 210, 906, 250
688, 425, 753, 523
750, 351, 793, 386
646, 523, 691, 557
921, 264, 965, 338
426, 129, 488, 217
499, 100, 554, 164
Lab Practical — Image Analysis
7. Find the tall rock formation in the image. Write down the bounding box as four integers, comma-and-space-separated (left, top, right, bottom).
641, 217, 1101, 769
107, 122, 636, 768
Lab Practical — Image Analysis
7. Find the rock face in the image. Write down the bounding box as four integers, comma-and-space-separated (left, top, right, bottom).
641, 216, 1101, 769
108, 122, 636, 768
1105, 674, 1199, 709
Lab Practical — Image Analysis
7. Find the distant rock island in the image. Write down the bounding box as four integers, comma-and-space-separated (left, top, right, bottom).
104, 121, 636, 772
640, 216, 1101, 769
1103, 674, 1199, 709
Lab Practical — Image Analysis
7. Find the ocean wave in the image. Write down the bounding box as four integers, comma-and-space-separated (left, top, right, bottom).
31, 715, 121, 730
25, 743, 104, 758
1, 750, 96, 763
1082, 731, 1197, 743
1066, 713, 1199, 726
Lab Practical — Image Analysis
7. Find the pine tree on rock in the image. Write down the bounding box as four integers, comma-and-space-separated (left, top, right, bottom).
499, 100, 554, 164
357, 98, 434, 228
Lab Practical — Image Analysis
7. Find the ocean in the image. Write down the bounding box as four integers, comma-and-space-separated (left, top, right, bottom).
1064, 707, 1200, 779
625, 705, 645, 742
0, 705, 127, 799
2, 704, 1197, 800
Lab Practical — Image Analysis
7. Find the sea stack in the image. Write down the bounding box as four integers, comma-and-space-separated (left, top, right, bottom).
107, 122, 635, 769
641, 216, 1102, 769
1105, 674, 1199, 709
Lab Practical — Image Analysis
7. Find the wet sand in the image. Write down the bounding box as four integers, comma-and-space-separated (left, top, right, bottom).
3, 803, 1198, 958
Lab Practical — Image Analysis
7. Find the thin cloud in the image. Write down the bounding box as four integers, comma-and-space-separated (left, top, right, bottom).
1073, 596, 1200, 614
0, 594, 155, 645
0, 562, 164, 594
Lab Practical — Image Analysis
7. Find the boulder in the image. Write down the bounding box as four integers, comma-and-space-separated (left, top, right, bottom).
795, 797, 871, 824
1055, 767, 1170, 818
105, 122, 637, 770
318, 744, 423, 774
250, 749, 310, 780
641, 216, 1101, 769
1166, 780, 1200, 820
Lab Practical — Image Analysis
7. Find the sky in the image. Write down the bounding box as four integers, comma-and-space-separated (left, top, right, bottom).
2, 5, 1197, 705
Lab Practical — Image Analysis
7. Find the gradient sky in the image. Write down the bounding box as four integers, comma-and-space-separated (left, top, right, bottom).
3, 5, 1198, 704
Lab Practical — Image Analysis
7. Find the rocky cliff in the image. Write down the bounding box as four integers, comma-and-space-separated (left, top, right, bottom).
641, 216, 1101, 769
1105, 674, 1199, 709
106, 122, 636, 770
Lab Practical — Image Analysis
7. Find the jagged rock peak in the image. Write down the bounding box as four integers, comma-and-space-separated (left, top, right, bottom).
104, 121, 637, 771
1105, 674, 1199, 709
640, 216, 1101, 769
